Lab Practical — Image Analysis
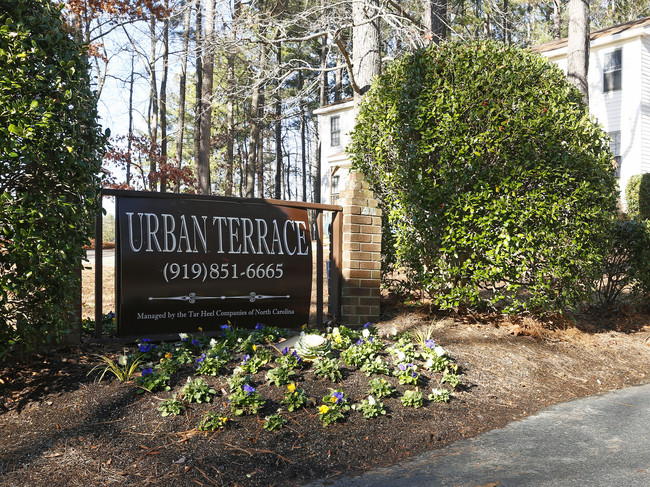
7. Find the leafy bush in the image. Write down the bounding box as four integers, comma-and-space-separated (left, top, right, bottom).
625, 174, 650, 220
595, 219, 650, 308
0, 0, 106, 358
349, 40, 618, 314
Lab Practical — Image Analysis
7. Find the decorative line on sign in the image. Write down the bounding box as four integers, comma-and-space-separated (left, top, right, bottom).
148, 291, 291, 304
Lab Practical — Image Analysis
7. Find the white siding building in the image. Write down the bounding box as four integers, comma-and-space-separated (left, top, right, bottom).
314, 98, 356, 206
534, 17, 650, 203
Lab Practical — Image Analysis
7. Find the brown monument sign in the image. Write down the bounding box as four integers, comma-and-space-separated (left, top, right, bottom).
115, 192, 312, 337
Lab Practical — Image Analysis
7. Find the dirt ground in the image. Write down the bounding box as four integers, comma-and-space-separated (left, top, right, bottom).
1, 302, 649, 487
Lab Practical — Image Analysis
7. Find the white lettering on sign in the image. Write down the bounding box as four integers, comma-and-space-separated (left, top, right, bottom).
125, 212, 309, 256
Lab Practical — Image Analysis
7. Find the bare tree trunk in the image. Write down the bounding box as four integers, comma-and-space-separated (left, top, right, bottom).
247, 43, 268, 198
257, 92, 265, 197
423, 0, 447, 44
275, 44, 282, 199
127, 53, 135, 187
353, 0, 381, 102
225, 0, 240, 197
567, 0, 590, 105
502, 0, 509, 44
159, 1, 169, 193
175, 0, 192, 193
148, 17, 158, 191
198, 0, 214, 195
193, 0, 203, 191
553, 0, 562, 40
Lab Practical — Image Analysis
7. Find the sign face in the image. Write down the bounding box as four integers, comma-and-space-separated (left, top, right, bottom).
115, 194, 312, 337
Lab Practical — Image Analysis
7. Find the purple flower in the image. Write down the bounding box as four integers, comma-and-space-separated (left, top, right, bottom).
242, 354, 250, 364
138, 342, 153, 353
292, 350, 302, 363
221, 324, 231, 331
364, 322, 372, 329
141, 367, 153, 376
195, 354, 206, 366
282, 347, 289, 355
255, 323, 264, 330
331, 391, 344, 404
191, 339, 200, 347
356, 338, 365, 346
368, 336, 374, 342
398, 363, 407, 371
411, 371, 418, 378
243, 384, 255, 396
425, 339, 436, 349
107, 311, 115, 319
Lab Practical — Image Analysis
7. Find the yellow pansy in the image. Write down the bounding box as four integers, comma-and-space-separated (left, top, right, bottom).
287, 383, 296, 393
319, 405, 329, 414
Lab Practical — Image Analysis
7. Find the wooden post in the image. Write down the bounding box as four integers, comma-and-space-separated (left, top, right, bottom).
94, 208, 103, 339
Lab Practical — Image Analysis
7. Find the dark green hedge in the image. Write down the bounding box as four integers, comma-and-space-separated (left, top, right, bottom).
0, 0, 106, 358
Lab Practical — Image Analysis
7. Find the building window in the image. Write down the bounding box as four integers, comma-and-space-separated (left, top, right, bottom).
330, 116, 340, 147
331, 175, 340, 203
604, 49, 622, 93
609, 131, 621, 177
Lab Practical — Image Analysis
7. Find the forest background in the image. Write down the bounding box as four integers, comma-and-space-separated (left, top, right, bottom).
64, 0, 650, 203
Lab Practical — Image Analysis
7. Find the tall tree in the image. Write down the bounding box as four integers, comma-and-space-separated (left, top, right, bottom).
174, 0, 192, 193
352, 0, 381, 102
197, 0, 215, 194
567, 0, 589, 104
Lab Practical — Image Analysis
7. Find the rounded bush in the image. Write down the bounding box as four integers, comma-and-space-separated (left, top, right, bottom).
349, 40, 618, 313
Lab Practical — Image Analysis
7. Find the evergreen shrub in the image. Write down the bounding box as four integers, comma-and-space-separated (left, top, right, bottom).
0, 0, 106, 358
349, 40, 618, 313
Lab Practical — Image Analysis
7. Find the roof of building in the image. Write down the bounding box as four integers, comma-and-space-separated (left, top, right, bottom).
533, 16, 650, 53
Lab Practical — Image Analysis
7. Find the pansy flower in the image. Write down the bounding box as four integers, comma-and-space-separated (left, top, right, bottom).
243, 384, 255, 396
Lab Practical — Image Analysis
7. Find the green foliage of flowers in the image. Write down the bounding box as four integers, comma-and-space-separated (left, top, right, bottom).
229, 383, 266, 416
440, 369, 462, 389
353, 395, 387, 419
89, 353, 143, 382
199, 411, 229, 431
341, 339, 379, 367
158, 396, 185, 417
180, 377, 217, 404
401, 389, 424, 408
318, 389, 350, 426
367, 377, 396, 398
281, 383, 310, 412
135, 369, 171, 394
275, 349, 302, 369
312, 357, 342, 382
360, 356, 390, 376
240, 347, 273, 374
349, 39, 619, 314
428, 388, 451, 403
263, 412, 285, 431
327, 326, 356, 349
266, 365, 295, 387
0, 0, 107, 358
393, 363, 420, 385
195, 354, 229, 376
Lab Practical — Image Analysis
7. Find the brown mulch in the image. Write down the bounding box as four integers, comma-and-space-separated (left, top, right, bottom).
0, 305, 649, 487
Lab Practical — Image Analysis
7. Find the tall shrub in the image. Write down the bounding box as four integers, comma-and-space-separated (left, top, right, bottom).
349, 40, 618, 313
0, 0, 106, 357
625, 174, 650, 220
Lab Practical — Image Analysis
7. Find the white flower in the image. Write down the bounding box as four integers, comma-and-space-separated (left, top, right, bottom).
397, 350, 406, 362
209, 338, 217, 348
118, 355, 128, 366
434, 346, 447, 357
391, 327, 398, 336
362, 328, 370, 338
367, 395, 376, 406
233, 366, 243, 376
179, 332, 188, 340
431, 388, 444, 395
332, 327, 340, 335
424, 358, 434, 370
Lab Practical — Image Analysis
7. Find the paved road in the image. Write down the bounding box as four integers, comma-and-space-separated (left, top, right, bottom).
305, 383, 650, 487
83, 249, 115, 267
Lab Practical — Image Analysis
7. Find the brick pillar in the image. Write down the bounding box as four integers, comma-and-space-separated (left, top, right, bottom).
339, 172, 381, 326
